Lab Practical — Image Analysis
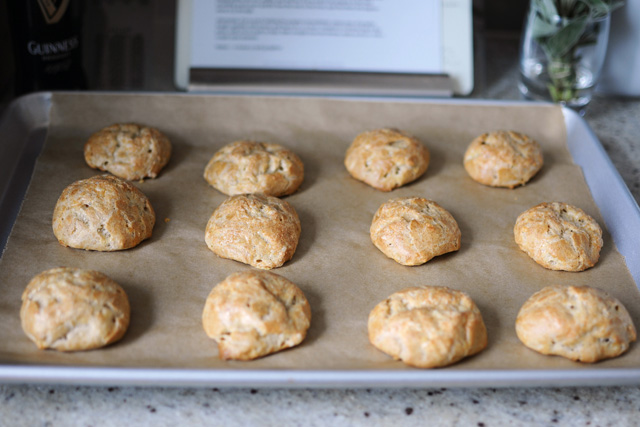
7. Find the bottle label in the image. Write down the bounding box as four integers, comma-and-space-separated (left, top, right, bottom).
36, 0, 70, 25
27, 35, 79, 59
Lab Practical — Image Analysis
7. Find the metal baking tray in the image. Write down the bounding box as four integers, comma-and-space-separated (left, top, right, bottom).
0, 92, 639, 388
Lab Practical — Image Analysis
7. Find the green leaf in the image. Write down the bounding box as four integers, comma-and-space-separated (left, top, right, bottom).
580, 0, 625, 17
579, 0, 612, 17
532, 0, 559, 20
531, 16, 560, 38
542, 16, 589, 58
577, 29, 599, 45
572, 2, 590, 17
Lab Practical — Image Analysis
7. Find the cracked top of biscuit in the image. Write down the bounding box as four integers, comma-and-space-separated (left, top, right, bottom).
20, 267, 130, 352
368, 286, 487, 368
204, 140, 304, 197
84, 123, 172, 181
205, 193, 301, 269
202, 270, 311, 360
370, 197, 461, 266
514, 202, 602, 271
52, 175, 155, 251
344, 128, 430, 192
516, 285, 636, 362
463, 130, 543, 188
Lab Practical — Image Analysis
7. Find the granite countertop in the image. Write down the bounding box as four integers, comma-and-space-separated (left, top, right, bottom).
1, 33, 640, 426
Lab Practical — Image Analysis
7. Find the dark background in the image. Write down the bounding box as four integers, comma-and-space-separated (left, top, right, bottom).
0, 0, 528, 103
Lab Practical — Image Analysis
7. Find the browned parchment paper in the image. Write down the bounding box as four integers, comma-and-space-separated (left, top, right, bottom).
1, 93, 638, 373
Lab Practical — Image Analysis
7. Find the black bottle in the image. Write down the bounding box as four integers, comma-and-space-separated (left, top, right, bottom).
8, 0, 86, 95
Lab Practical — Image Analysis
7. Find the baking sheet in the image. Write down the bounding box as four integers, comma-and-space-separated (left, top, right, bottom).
1, 93, 639, 387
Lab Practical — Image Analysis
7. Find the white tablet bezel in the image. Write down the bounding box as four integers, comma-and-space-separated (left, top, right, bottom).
174, 0, 473, 95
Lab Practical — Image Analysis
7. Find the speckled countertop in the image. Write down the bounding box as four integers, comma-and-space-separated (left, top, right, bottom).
1, 33, 640, 427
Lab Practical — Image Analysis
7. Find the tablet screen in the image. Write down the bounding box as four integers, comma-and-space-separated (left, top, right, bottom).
190, 0, 443, 74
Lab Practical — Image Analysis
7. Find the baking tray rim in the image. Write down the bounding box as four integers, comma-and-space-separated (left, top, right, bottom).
1, 365, 640, 388
1, 91, 639, 388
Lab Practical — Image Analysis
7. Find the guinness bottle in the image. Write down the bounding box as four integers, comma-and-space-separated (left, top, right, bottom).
8, 0, 86, 95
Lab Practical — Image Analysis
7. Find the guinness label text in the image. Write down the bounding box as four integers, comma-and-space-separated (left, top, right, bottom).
27, 35, 79, 57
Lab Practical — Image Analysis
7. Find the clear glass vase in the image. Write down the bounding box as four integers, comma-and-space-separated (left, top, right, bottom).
518, 5, 611, 114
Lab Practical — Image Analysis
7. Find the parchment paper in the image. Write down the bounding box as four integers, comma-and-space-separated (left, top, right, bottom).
1, 93, 638, 373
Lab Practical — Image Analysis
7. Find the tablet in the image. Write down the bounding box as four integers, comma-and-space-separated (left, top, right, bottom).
175, 0, 473, 96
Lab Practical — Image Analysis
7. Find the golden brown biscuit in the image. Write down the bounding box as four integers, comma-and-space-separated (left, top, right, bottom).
84, 123, 172, 180
370, 197, 461, 266
463, 130, 543, 188
516, 285, 636, 363
204, 140, 304, 197
202, 270, 311, 360
20, 267, 130, 352
344, 128, 430, 191
368, 287, 487, 368
52, 175, 155, 251
205, 194, 301, 269
514, 202, 603, 271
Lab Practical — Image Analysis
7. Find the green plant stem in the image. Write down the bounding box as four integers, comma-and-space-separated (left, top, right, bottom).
546, 50, 579, 103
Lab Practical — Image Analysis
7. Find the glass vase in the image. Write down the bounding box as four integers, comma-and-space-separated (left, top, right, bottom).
518, 4, 611, 114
